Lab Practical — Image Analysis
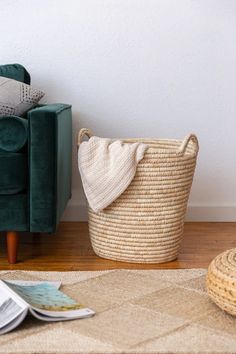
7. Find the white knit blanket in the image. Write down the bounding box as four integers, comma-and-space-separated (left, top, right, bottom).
78, 136, 148, 212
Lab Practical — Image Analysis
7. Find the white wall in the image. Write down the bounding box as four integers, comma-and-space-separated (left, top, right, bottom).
1, 0, 236, 221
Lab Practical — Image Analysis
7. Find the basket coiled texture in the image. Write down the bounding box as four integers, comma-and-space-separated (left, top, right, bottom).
79, 130, 199, 263
206, 248, 236, 316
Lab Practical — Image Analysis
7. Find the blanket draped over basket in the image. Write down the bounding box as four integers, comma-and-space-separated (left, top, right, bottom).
78, 129, 199, 264
78, 132, 148, 212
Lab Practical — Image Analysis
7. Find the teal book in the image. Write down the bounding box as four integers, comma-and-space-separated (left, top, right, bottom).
0, 280, 95, 335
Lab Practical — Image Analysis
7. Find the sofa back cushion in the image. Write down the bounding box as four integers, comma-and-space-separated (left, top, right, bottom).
0, 64, 30, 84
0, 116, 28, 152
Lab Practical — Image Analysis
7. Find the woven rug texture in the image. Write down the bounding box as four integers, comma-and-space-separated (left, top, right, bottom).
0, 269, 235, 354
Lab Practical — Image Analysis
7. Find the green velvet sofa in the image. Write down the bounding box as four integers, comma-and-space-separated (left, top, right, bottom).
0, 64, 72, 263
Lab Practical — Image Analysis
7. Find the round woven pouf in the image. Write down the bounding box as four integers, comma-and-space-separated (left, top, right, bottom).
206, 248, 236, 316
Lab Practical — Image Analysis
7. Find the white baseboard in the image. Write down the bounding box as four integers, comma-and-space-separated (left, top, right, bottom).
186, 206, 236, 222
62, 203, 236, 222
62, 203, 88, 221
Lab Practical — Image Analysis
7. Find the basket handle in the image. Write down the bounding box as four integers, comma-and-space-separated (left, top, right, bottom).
178, 134, 199, 155
77, 128, 93, 147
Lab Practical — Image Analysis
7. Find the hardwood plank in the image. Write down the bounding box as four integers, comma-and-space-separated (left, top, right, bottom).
0, 222, 235, 271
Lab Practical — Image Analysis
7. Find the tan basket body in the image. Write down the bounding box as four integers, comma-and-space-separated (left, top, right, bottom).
206, 248, 236, 316
79, 133, 199, 264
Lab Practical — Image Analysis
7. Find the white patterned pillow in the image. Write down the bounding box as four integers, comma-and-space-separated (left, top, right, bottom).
0, 76, 44, 117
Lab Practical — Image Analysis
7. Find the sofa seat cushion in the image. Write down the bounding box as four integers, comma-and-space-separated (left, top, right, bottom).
0, 116, 28, 152
0, 152, 27, 194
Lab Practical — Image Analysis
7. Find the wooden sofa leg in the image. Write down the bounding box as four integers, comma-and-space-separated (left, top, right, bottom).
6, 231, 19, 264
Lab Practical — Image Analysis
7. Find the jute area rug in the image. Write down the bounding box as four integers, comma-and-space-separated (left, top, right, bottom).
0, 269, 235, 354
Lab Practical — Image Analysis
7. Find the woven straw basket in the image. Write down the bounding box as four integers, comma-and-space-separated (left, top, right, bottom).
78, 129, 199, 263
206, 248, 236, 316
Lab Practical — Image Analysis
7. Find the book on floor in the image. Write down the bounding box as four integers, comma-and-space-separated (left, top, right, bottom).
0, 279, 95, 335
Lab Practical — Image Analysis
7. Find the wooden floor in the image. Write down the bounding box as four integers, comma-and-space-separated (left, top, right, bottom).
0, 222, 235, 271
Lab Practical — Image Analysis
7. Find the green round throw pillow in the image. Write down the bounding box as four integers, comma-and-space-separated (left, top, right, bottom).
0, 115, 28, 152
